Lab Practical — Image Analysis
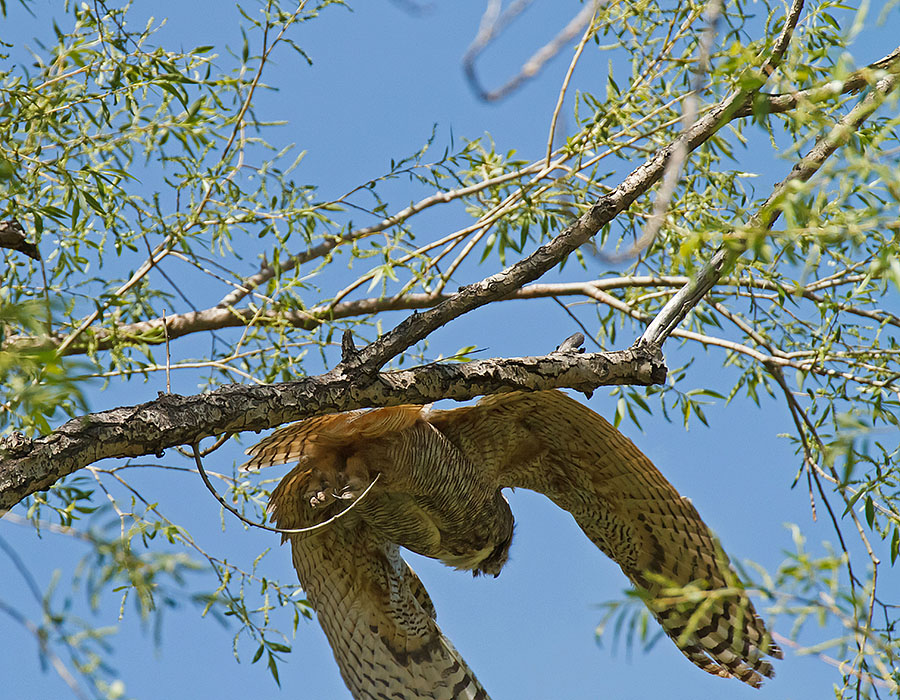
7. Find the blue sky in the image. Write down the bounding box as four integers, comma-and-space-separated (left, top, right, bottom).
2, 1, 897, 699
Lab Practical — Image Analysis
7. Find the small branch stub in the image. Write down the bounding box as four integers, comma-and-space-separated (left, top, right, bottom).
0, 220, 40, 260
341, 329, 359, 364
554, 333, 586, 354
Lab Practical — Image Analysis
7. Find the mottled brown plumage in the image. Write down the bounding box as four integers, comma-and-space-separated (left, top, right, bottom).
243, 390, 780, 699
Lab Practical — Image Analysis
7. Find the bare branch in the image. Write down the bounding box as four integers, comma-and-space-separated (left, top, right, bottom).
0, 343, 666, 513
463, 0, 598, 102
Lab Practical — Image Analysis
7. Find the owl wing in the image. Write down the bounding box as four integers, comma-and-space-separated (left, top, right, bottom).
427, 390, 782, 688
268, 462, 490, 700
242, 404, 427, 471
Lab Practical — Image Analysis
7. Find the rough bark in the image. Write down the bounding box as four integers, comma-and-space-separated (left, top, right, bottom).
0, 344, 666, 513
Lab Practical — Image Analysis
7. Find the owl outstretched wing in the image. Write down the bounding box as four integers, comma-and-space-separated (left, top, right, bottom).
429, 390, 782, 687
242, 404, 427, 471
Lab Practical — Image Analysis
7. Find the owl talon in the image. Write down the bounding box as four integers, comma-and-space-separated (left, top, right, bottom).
300, 451, 370, 509
340, 469, 372, 500
305, 472, 368, 508
308, 489, 333, 508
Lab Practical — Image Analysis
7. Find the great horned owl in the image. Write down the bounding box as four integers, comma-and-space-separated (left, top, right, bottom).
242, 390, 780, 699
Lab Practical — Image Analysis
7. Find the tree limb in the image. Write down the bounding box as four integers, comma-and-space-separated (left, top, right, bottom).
0, 343, 666, 513
10, 267, 895, 359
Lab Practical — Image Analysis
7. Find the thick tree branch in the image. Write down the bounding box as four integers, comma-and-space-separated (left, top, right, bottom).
336, 84, 769, 377
0, 344, 666, 513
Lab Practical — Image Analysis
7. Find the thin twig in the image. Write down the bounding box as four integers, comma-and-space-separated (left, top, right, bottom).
604, 0, 727, 263
163, 309, 171, 394
190, 442, 380, 535
465, 0, 597, 102
545, 7, 597, 167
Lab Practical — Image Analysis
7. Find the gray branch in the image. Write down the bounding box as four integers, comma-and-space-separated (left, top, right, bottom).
0, 344, 666, 513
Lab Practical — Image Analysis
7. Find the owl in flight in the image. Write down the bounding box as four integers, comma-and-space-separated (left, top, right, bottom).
242, 390, 780, 699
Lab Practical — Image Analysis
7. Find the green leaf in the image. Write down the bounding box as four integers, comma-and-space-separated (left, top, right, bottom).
693, 403, 709, 427
613, 396, 626, 428
267, 652, 281, 687
842, 487, 866, 516
82, 190, 106, 215
821, 13, 840, 29
891, 527, 899, 566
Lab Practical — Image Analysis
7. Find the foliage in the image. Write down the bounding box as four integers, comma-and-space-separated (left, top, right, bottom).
1, 0, 898, 698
